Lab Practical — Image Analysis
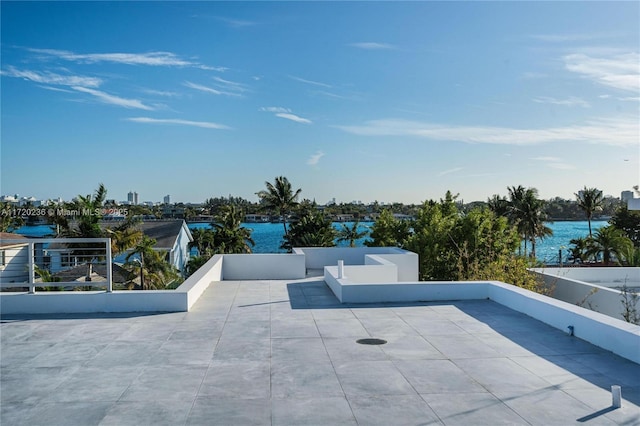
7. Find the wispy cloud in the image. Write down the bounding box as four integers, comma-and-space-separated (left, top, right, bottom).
72, 86, 154, 110
212, 76, 249, 93
336, 116, 639, 147
1, 67, 102, 87
349, 42, 395, 50
288, 75, 332, 88
307, 151, 325, 166
276, 113, 312, 124
563, 53, 640, 93
141, 88, 181, 98
438, 167, 463, 177
260, 107, 312, 124
259, 107, 290, 113
533, 96, 590, 108
27, 48, 224, 71
126, 117, 230, 129
531, 156, 576, 170
183, 81, 241, 97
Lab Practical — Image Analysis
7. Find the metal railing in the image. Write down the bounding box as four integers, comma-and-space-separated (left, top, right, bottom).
0, 238, 113, 293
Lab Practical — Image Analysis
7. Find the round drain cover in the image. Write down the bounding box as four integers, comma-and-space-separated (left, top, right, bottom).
356, 338, 387, 345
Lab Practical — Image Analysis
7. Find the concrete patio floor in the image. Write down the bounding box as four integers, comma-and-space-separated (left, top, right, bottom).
1, 277, 639, 425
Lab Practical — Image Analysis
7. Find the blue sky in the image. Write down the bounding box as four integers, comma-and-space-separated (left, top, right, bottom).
1, 1, 638, 204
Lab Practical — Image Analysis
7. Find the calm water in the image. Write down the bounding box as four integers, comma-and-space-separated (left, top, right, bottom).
15, 220, 608, 262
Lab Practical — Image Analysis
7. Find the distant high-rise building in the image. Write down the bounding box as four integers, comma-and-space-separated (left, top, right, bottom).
621, 190, 634, 202
127, 191, 139, 205
164, 194, 171, 204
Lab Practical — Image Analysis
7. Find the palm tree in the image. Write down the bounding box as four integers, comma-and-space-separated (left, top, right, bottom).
585, 226, 633, 265
212, 205, 255, 254
256, 176, 301, 236
507, 186, 552, 258
575, 187, 604, 237
281, 210, 336, 251
568, 237, 589, 263
337, 221, 369, 247
105, 217, 143, 255
189, 227, 216, 257
126, 235, 156, 290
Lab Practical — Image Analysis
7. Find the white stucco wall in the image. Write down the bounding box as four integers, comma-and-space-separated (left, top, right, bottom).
222, 254, 305, 280
295, 247, 409, 270
530, 268, 640, 322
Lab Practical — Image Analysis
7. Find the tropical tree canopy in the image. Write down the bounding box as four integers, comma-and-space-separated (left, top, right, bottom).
211, 205, 255, 254
256, 176, 301, 236
506, 186, 552, 258
365, 209, 410, 248
584, 225, 634, 265
337, 221, 369, 247
575, 186, 604, 237
281, 209, 336, 252
125, 235, 180, 289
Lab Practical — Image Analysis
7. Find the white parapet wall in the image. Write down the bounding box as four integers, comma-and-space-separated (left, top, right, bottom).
222, 253, 306, 280
530, 267, 640, 322
295, 247, 415, 270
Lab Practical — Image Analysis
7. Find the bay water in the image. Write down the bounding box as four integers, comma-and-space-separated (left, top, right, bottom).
14, 220, 608, 263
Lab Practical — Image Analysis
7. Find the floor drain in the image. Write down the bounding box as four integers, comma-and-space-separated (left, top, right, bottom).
356, 338, 387, 345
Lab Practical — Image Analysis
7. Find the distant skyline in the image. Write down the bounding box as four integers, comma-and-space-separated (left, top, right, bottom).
2, 1, 638, 204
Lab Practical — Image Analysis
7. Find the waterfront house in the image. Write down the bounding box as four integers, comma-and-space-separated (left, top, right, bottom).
47, 220, 193, 275
0, 232, 28, 284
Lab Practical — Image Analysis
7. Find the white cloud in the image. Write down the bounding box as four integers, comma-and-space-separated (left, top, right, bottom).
288, 75, 332, 88
212, 76, 248, 92
275, 113, 312, 124
1, 67, 102, 87
307, 151, 325, 166
533, 96, 590, 108
126, 117, 230, 129
564, 53, 640, 93
28, 48, 224, 70
336, 116, 639, 147
531, 156, 561, 162
72, 86, 155, 110
183, 81, 240, 97
349, 42, 395, 50
531, 156, 576, 170
259, 107, 291, 113
438, 167, 463, 177
142, 89, 180, 97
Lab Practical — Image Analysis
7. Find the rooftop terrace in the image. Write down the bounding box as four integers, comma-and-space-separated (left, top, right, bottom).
2, 275, 639, 425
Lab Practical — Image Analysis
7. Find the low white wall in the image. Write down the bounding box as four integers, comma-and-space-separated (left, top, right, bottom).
0, 254, 225, 314
177, 254, 223, 310
342, 264, 398, 284
531, 268, 640, 322
222, 254, 305, 280
367, 253, 419, 281
0, 290, 187, 314
295, 247, 406, 270
488, 281, 640, 365
341, 281, 489, 304
534, 267, 640, 287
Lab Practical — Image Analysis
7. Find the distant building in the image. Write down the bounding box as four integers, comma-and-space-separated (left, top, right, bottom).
127, 191, 139, 205
621, 191, 634, 203
164, 195, 171, 204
